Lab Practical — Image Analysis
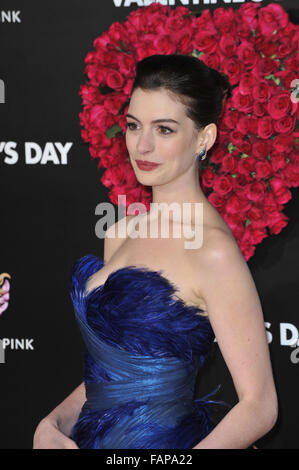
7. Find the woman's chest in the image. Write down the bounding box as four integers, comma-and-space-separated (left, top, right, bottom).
88, 235, 209, 316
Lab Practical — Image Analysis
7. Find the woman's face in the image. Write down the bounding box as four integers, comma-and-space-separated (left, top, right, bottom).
125, 87, 202, 187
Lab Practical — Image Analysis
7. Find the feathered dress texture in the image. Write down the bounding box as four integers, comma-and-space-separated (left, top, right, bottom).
69, 254, 230, 449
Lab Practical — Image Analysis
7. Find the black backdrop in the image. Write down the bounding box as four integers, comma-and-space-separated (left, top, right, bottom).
1, 0, 299, 449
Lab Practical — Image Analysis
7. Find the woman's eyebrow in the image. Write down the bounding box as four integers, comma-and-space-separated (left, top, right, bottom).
126, 113, 180, 124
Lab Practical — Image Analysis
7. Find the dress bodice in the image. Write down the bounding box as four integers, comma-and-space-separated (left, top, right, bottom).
69, 254, 230, 449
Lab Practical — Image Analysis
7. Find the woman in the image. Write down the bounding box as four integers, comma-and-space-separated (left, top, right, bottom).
33, 54, 278, 449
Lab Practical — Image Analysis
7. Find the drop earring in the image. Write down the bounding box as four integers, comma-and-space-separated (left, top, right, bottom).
198, 146, 207, 161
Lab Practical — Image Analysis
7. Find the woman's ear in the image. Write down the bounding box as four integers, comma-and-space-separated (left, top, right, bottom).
196, 123, 217, 155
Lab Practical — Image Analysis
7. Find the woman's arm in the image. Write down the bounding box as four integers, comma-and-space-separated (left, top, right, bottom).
33, 216, 135, 448
189, 229, 278, 449
33, 381, 86, 448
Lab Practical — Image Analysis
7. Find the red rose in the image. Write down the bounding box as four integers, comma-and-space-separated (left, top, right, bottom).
85, 63, 102, 86
251, 138, 272, 159
123, 78, 134, 96
267, 92, 292, 119
79, 84, 103, 107
288, 149, 299, 166
237, 156, 256, 175
210, 147, 226, 164
117, 54, 136, 77
213, 7, 236, 34
224, 212, 245, 231
258, 4, 289, 38
249, 225, 268, 244
253, 101, 267, 117
292, 29, 299, 49
208, 192, 226, 209
270, 177, 292, 203
237, 115, 256, 135
201, 167, 215, 188
270, 153, 288, 172
246, 181, 267, 202
284, 162, 299, 187
104, 93, 127, 115
101, 165, 127, 186
230, 131, 251, 154
200, 52, 221, 70
283, 53, 299, 72
277, 42, 295, 59
257, 116, 274, 139
238, 3, 259, 30
272, 134, 295, 154
90, 104, 111, 127
252, 57, 279, 80
247, 205, 265, 223
232, 175, 252, 197
262, 192, 279, 215
219, 34, 237, 57
108, 21, 130, 48
123, 22, 138, 43
225, 193, 249, 215
273, 115, 296, 134
153, 35, 177, 54
267, 211, 289, 235
93, 32, 110, 50
231, 88, 253, 112
91, 127, 112, 148
239, 72, 255, 95
236, 21, 252, 41
277, 21, 298, 43
222, 109, 240, 129
221, 154, 238, 174
193, 30, 218, 54
192, 9, 216, 34
165, 7, 192, 32
255, 160, 272, 179
248, 117, 259, 135
222, 58, 243, 85
252, 80, 273, 103
213, 175, 233, 196
275, 70, 297, 91
100, 50, 120, 67
240, 225, 267, 245
240, 243, 256, 262
259, 39, 277, 58
106, 69, 125, 90
237, 41, 259, 69
136, 41, 159, 61
127, 3, 169, 31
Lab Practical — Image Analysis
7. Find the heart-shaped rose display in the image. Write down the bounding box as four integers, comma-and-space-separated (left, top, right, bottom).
79, 2, 299, 261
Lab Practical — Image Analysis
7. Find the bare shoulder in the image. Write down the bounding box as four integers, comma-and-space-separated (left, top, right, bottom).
202, 227, 244, 264
104, 214, 135, 263
186, 227, 247, 300
187, 226, 243, 267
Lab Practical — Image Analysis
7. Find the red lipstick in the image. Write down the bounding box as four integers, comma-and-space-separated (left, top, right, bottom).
135, 160, 161, 171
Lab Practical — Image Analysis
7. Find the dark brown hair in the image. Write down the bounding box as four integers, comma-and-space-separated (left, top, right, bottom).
131, 54, 232, 131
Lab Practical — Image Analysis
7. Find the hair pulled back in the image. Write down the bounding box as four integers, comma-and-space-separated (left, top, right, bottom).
131, 54, 232, 131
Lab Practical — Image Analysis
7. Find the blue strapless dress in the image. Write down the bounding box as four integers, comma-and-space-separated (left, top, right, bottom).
69, 254, 230, 449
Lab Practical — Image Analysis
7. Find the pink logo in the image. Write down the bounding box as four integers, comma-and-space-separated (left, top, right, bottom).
0, 273, 11, 315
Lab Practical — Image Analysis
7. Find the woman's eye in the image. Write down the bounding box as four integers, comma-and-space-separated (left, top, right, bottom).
126, 123, 173, 135
126, 122, 137, 131
158, 126, 173, 135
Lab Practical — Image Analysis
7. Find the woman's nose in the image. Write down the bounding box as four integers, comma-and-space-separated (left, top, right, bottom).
136, 131, 155, 154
